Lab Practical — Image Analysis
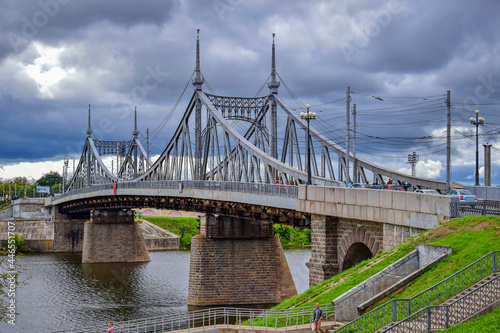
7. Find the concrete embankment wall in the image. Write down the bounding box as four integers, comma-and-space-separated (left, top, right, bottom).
465, 185, 500, 200
0, 219, 54, 252
332, 244, 452, 322
0, 218, 179, 252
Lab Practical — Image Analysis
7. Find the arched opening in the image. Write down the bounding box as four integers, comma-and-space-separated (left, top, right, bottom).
342, 242, 373, 271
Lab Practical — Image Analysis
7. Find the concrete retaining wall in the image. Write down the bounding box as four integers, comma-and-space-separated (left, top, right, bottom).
332, 244, 452, 321
465, 186, 500, 200
12, 198, 51, 219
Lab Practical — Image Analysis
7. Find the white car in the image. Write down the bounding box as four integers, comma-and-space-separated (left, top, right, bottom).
414, 189, 440, 195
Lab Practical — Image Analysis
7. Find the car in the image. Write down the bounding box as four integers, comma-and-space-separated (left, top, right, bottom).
380, 184, 405, 191
444, 189, 477, 204
414, 189, 440, 195
351, 183, 371, 188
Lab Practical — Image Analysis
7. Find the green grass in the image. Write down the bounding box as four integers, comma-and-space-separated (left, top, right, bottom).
248, 216, 500, 328
383, 216, 500, 302
274, 224, 311, 249
437, 307, 500, 332
142, 216, 200, 249
277, 243, 414, 309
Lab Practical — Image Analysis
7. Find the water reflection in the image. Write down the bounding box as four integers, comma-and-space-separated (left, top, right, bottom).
3, 249, 310, 333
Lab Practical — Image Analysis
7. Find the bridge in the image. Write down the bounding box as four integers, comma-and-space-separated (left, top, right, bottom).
48, 30, 453, 306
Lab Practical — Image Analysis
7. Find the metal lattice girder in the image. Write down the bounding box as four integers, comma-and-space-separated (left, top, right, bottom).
197, 92, 341, 185
94, 140, 132, 156
117, 137, 151, 180
206, 94, 270, 121
66, 137, 118, 192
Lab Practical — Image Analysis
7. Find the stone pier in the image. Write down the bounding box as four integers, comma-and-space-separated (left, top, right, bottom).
82, 209, 151, 263
188, 215, 297, 306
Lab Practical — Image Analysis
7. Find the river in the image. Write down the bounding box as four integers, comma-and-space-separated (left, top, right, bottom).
2, 248, 311, 333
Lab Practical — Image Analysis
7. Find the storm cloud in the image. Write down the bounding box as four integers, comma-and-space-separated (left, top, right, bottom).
1, 0, 499, 185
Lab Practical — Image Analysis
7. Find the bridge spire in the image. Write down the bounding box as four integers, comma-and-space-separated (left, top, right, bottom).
133, 106, 139, 138
192, 29, 205, 91
86, 104, 93, 137
268, 33, 280, 94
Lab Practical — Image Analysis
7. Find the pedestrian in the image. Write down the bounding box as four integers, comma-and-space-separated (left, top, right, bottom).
108, 321, 114, 333
313, 302, 325, 333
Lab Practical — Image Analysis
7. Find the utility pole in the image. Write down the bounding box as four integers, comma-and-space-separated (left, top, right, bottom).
352, 103, 357, 183
407, 151, 419, 177
62, 158, 68, 193
345, 86, 351, 184
146, 128, 150, 164
484, 144, 492, 186
446, 90, 451, 189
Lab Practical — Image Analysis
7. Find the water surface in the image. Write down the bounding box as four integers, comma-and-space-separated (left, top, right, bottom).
2, 249, 310, 333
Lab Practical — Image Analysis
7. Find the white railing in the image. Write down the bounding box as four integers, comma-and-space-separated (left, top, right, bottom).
52, 303, 334, 333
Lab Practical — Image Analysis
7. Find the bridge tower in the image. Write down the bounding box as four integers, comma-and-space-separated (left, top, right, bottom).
193, 29, 205, 180
268, 33, 280, 164
132, 107, 140, 178
86, 104, 93, 187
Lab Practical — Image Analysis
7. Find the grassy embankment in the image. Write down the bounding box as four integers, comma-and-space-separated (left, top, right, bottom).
141, 216, 200, 249
249, 215, 500, 327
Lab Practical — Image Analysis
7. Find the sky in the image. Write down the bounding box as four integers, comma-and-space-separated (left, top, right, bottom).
0, 0, 499, 186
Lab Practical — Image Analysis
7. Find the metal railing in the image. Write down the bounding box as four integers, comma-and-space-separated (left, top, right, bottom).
456, 199, 500, 217
333, 251, 499, 333
382, 273, 500, 332
55, 180, 299, 201
52, 303, 334, 333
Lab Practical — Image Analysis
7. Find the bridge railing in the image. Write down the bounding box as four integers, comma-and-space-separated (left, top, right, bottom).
332, 251, 499, 333
450, 199, 500, 217
51, 303, 334, 333
57, 181, 299, 201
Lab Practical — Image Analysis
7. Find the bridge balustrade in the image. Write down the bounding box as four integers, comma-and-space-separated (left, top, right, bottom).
56, 181, 299, 201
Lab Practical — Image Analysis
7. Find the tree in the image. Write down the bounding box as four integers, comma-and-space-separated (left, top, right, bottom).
37, 171, 62, 188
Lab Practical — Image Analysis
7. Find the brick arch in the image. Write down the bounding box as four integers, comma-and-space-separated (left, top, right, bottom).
337, 227, 381, 272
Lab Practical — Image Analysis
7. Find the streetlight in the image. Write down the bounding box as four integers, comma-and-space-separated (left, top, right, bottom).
469, 110, 485, 186
300, 104, 317, 185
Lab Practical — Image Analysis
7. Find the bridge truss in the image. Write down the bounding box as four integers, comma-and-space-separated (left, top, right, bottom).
66, 32, 448, 193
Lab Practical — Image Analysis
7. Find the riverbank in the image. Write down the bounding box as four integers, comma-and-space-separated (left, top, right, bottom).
0, 218, 180, 252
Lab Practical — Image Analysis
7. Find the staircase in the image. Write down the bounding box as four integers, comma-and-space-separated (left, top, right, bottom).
375, 272, 500, 332
333, 251, 500, 333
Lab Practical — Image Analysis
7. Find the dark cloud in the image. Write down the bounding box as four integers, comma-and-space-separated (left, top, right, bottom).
0, 0, 499, 184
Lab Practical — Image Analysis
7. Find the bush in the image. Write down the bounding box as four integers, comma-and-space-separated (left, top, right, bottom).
14, 235, 33, 254
274, 224, 311, 248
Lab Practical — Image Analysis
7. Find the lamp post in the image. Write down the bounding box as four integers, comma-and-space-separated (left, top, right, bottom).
301, 104, 317, 185
469, 110, 485, 186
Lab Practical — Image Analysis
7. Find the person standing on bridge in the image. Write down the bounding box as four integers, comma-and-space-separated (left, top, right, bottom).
108, 321, 114, 333
313, 302, 325, 333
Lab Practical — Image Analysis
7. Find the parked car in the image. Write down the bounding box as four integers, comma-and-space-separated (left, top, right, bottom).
380, 184, 405, 191
444, 189, 477, 204
414, 189, 440, 195
351, 183, 371, 188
